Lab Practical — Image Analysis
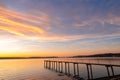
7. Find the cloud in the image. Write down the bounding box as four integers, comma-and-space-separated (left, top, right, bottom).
0, 17, 44, 33
0, 0, 120, 42
0, 25, 26, 37
0, 7, 46, 38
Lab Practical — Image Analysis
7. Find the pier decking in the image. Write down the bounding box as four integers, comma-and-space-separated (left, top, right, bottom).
44, 59, 120, 80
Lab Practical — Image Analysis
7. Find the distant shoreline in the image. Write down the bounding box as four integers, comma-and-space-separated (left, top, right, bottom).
0, 57, 57, 59
72, 53, 120, 58
0, 53, 120, 59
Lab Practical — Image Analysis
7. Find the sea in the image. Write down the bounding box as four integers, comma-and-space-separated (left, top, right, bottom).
0, 57, 120, 80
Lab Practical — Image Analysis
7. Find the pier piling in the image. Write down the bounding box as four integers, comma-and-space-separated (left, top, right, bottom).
44, 60, 120, 80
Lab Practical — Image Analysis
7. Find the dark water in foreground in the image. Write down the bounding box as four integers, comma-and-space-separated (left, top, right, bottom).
0, 57, 120, 80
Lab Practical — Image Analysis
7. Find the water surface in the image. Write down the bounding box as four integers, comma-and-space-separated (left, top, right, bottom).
0, 59, 72, 80
0, 57, 120, 80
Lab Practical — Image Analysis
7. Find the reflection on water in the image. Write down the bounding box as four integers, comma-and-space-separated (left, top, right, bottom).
0, 59, 72, 80
0, 57, 120, 80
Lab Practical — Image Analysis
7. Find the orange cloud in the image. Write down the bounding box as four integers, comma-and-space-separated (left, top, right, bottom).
0, 16, 44, 33
0, 25, 26, 37
0, 7, 50, 23
0, 7, 47, 38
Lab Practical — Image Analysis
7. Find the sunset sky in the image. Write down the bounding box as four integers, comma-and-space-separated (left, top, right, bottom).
0, 0, 120, 57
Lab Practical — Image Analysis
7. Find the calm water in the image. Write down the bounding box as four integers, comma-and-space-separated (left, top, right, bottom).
0, 59, 72, 80
0, 57, 120, 80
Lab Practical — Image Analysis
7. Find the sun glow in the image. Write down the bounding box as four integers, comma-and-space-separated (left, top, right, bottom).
0, 38, 21, 53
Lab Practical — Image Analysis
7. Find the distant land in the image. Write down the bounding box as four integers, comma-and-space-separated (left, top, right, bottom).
72, 53, 120, 58
0, 53, 120, 59
0, 56, 58, 59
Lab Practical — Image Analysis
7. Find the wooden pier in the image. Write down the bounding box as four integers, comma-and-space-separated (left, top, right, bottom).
44, 60, 120, 80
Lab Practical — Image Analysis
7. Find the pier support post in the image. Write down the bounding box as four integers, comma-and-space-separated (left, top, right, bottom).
73, 63, 80, 79
46, 61, 47, 68
56, 61, 58, 72
68, 63, 70, 76
86, 64, 93, 80
105, 65, 115, 78
106, 65, 110, 78
64, 62, 70, 75
44, 61, 46, 68
65, 62, 67, 74
52, 61, 53, 70
58, 62, 60, 72
46, 61, 48, 68
59, 62, 63, 73
77, 63, 79, 76
53, 61, 55, 71
50, 61, 52, 69
49, 61, 50, 69
61, 62, 63, 73
73, 63, 76, 77
86, 64, 90, 80
65, 62, 71, 75
111, 66, 114, 76
48, 61, 49, 69
90, 65, 93, 79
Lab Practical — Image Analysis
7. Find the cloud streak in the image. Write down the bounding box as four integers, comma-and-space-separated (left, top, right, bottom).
0, 7, 45, 38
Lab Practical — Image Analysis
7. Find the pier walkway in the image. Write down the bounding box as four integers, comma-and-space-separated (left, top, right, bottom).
44, 59, 120, 80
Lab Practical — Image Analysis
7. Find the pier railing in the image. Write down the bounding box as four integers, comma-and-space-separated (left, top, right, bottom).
44, 59, 120, 80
